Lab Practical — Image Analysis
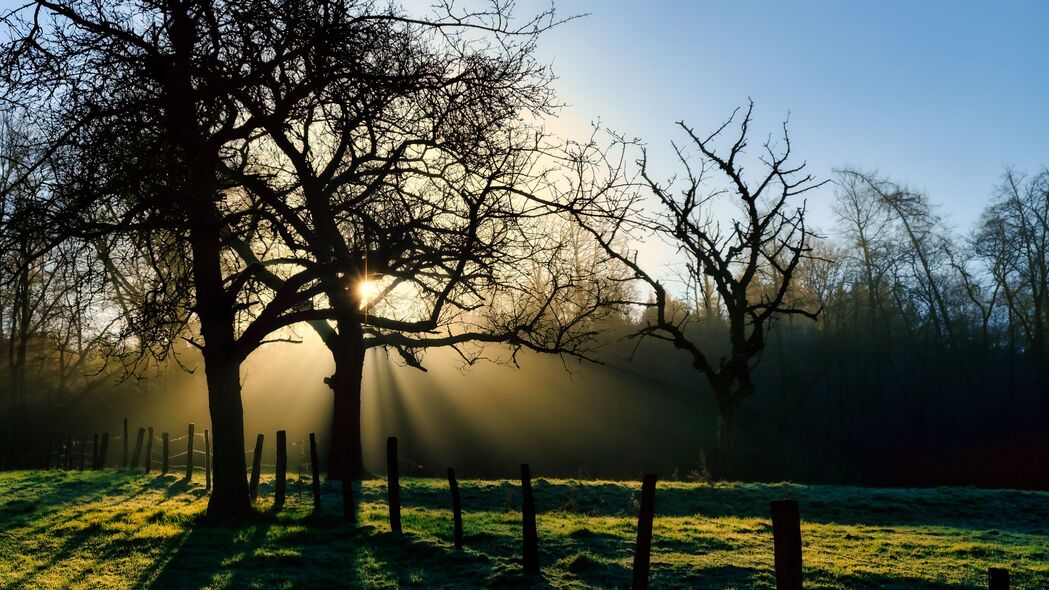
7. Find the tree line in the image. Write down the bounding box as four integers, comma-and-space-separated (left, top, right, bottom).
599, 164, 1049, 487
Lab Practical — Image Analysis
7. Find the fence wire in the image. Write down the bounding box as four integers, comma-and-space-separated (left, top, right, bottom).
35, 425, 440, 480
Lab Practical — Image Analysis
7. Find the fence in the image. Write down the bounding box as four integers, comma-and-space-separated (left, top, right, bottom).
39, 421, 212, 482
33, 427, 1020, 590
36, 421, 322, 503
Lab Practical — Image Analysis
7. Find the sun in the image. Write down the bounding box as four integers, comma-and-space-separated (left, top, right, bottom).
356, 279, 381, 308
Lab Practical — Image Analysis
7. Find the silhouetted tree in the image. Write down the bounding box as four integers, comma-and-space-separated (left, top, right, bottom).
561, 103, 823, 477
1, 0, 603, 498
222, 4, 616, 478
0, 0, 380, 517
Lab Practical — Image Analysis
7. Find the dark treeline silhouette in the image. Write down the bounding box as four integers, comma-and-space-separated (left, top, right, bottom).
603, 165, 1049, 488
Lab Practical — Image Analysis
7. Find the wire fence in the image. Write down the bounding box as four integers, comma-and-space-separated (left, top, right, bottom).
35, 434, 435, 476
31, 421, 355, 484
35, 422, 213, 475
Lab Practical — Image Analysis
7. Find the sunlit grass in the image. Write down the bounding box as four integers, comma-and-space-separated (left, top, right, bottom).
0, 471, 1046, 588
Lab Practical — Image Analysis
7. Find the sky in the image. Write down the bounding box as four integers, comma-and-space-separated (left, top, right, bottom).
527, 0, 1049, 234
3, 0, 1045, 233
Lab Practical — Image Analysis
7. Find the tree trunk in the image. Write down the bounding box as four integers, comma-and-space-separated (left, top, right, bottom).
327, 316, 366, 481
709, 383, 741, 481
191, 215, 251, 519
202, 350, 251, 518
159, 0, 252, 519
196, 282, 251, 518
712, 406, 736, 480
7, 260, 29, 465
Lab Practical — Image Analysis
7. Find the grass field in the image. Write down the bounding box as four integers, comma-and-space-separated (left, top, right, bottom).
0, 470, 1046, 589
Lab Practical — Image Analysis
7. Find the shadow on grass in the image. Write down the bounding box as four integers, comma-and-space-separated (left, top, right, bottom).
0, 471, 167, 546
0, 471, 141, 528
143, 514, 277, 589
381, 479, 1049, 535
810, 568, 983, 590
559, 551, 630, 588
144, 475, 210, 499
139, 513, 501, 589
652, 564, 766, 589
485, 561, 554, 589
3, 524, 106, 588
652, 534, 734, 555
5, 472, 1043, 589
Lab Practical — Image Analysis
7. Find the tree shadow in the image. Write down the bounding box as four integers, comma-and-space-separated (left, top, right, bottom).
810, 568, 985, 590
485, 561, 555, 589
558, 551, 631, 588
142, 514, 277, 589
0, 471, 140, 528
137, 512, 501, 589
384, 479, 1049, 535
3, 524, 106, 588
652, 564, 767, 589
647, 484, 1049, 534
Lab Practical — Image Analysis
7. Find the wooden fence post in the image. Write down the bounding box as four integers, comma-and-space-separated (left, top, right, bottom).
97, 433, 109, 470
131, 428, 145, 471
204, 429, 211, 490
632, 474, 658, 589
387, 436, 402, 533
521, 463, 539, 575
92, 433, 98, 469
771, 499, 803, 590
78, 435, 87, 471
448, 467, 463, 550
161, 433, 169, 475
274, 430, 287, 510
145, 427, 154, 474
185, 423, 195, 481
122, 418, 128, 469
65, 436, 73, 470
309, 433, 321, 512
249, 433, 264, 501
988, 568, 1010, 590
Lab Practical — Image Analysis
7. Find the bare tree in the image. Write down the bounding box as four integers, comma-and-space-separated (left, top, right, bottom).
560, 103, 824, 477
0, 0, 369, 516
222, 5, 617, 477
2, 0, 604, 507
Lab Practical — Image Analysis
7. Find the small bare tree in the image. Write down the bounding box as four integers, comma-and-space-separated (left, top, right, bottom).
560, 102, 824, 477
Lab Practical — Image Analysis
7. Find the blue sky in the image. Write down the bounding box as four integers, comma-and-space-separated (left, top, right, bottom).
4, 0, 1045, 233
532, 0, 1049, 233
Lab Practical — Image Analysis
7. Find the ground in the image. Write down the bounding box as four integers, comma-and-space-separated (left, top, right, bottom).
0, 471, 1046, 589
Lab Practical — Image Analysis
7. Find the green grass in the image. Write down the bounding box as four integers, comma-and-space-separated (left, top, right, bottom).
0, 470, 1046, 589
